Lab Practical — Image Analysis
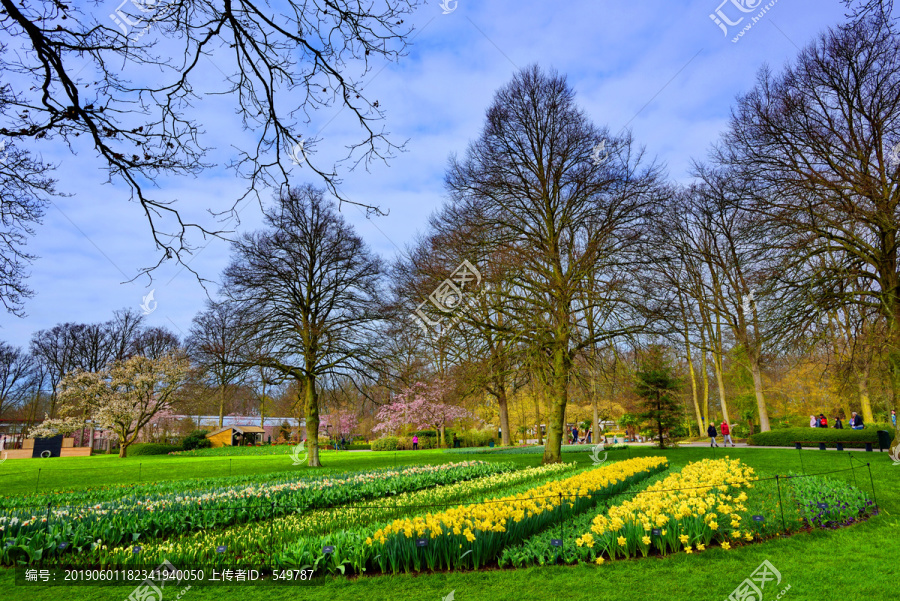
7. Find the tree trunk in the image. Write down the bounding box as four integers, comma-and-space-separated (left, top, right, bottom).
118, 442, 128, 458
857, 365, 874, 425
686, 354, 703, 437
497, 384, 511, 446
439, 424, 446, 448
305, 376, 321, 467
542, 344, 569, 464
748, 350, 770, 431
656, 392, 665, 449
218, 383, 225, 428
534, 385, 544, 445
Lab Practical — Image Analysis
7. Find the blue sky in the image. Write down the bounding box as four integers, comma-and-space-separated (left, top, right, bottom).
1, 0, 850, 347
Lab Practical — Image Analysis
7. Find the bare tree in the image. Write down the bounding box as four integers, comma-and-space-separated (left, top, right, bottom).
0, 0, 420, 288
186, 300, 249, 428
0, 341, 33, 418
445, 65, 664, 463
716, 17, 900, 441
29, 323, 79, 417
0, 122, 57, 316
223, 185, 383, 466
133, 326, 181, 360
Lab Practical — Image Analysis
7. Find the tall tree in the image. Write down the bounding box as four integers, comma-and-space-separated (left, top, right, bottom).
634, 347, 684, 449
223, 185, 383, 467
0, 341, 33, 418
445, 65, 663, 463
715, 17, 900, 439
187, 300, 249, 428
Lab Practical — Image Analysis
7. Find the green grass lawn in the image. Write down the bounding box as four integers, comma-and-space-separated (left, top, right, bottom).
1, 446, 894, 601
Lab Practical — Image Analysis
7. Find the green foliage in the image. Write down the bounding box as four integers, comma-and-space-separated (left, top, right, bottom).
0, 461, 508, 566
634, 348, 684, 446
444, 444, 630, 455
748, 427, 891, 448
790, 473, 874, 526
460, 428, 495, 448
182, 430, 212, 451
371, 437, 399, 451
128, 443, 182, 456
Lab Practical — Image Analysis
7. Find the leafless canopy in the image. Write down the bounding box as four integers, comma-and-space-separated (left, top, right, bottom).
0, 0, 420, 284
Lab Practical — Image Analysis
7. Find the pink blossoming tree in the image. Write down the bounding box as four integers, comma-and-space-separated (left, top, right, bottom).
373, 380, 477, 447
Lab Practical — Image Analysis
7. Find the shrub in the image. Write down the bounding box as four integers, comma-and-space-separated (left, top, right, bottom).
460, 428, 495, 448
371, 437, 399, 452
129, 443, 182, 456
748, 427, 892, 448
182, 430, 212, 451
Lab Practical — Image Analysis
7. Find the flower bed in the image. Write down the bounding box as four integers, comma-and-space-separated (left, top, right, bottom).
577, 458, 756, 560
70, 462, 579, 568
0, 461, 508, 566
357, 456, 668, 573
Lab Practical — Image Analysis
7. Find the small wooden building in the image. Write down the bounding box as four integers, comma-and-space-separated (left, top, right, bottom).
206, 425, 266, 448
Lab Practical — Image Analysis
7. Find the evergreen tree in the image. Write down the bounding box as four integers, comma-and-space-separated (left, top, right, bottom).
635, 348, 684, 449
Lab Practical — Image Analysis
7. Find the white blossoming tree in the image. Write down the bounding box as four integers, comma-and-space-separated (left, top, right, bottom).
30, 353, 190, 458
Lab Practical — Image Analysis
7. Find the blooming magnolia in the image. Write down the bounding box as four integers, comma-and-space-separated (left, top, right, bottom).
31, 353, 190, 457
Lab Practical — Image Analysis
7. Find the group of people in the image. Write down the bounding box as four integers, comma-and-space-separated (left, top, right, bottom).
810, 412, 865, 430
706, 421, 735, 447
570, 427, 593, 445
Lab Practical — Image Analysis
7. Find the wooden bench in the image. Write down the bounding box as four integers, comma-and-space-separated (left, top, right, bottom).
793, 441, 873, 452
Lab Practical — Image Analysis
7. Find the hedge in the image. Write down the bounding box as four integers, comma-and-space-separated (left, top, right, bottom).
129, 443, 183, 456
371, 436, 442, 451
748, 427, 893, 449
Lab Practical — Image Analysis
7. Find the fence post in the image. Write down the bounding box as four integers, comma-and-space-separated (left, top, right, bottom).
35, 468, 41, 494
775, 475, 787, 532
849, 453, 858, 487
46, 501, 51, 528
866, 462, 878, 511
270, 501, 275, 539
229, 459, 232, 478
138, 463, 142, 482
559, 492, 564, 555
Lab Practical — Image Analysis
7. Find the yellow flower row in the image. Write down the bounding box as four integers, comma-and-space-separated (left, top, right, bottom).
367, 456, 669, 546
579, 457, 755, 558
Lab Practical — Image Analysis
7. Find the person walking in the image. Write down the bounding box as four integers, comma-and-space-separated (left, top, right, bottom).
850, 412, 865, 430
720, 421, 734, 447
340, 435, 346, 451
571, 426, 579, 445
810, 415, 818, 428
412, 435, 419, 450
818, 414, 828, 428
834, 416, 843, 429
892, 409, 896, 428
707, 423, 719, 447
